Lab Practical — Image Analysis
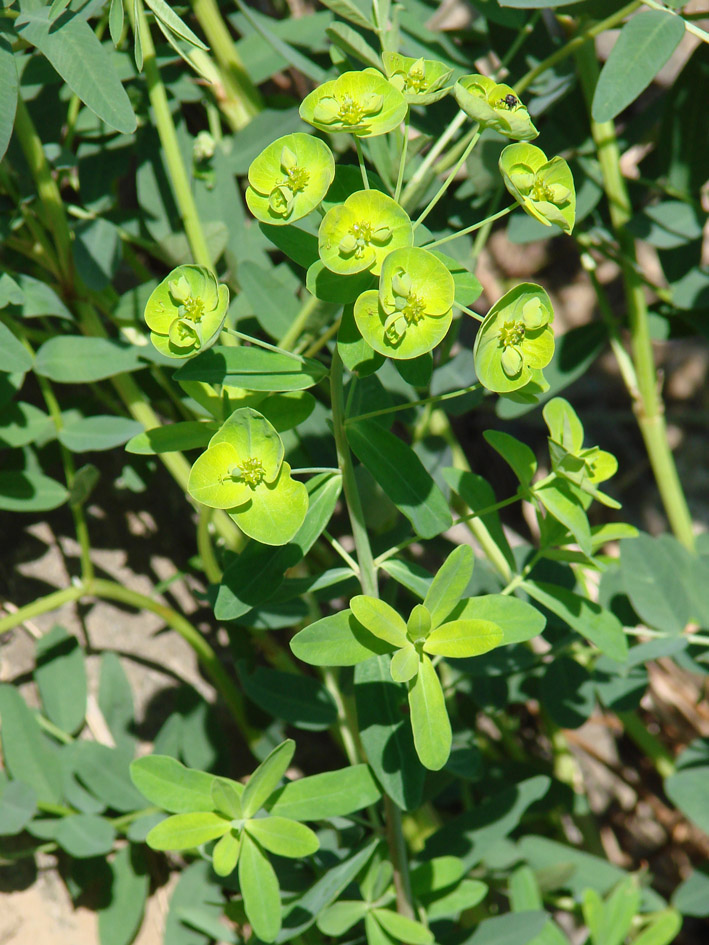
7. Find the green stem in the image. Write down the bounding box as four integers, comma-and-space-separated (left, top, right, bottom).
224, 327, 307, 363
400, 109, 467, 210
354, 137, 370, 190
278, 294, 323, 351
515, 1, 641, 95
618, 711, 675, 779
191, 0, 263, 129
413, 128, 480, 230
575, 41, 695, 551
13, 97, 74, 287
197, 509, 223, 583
424, 205, 514, 250
639, 0, 709, 43
346, 383, 482, 424
130, 0, 212, 267
394, 112, 410, 204
453, 302, 484, 322
0, 585, 84, 635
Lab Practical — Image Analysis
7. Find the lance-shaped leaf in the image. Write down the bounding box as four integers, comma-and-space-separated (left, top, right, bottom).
423, 619, 503, 658
319, 189, 412, 276
499, 143, 576, 234
372, 907, 435, 944
245, 816, 319, 858
455, 74, 537, 140
213, 830, 241, 877
211, 779, 243, 819
318, 901, 369, 936
267, 764, 381, 820
290, 609, 394, 665
239, 831, 282, 942
146, 811, 230, 850
483, 429, 537, 487
246, 133, 335, 226
408, 655, 451, 771
300, 70, 407, 137
144, 265, 228, 359
474, 283, 555, 393
407, 604, 431, 640
129, 755, 217, 813
350, 595, 408, 647
242, 739, 295, 818
423, 545, 474, 628
390, 643, 419, 683
383, 52, 453, 105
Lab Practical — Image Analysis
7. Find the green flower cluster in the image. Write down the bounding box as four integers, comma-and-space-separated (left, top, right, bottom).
144, 265, 229, 359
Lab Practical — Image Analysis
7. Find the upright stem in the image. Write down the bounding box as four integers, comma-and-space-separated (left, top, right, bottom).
413, 128, 480, 230
330, 350, 415, 917
400, 110, 466, 210
575, 41, 695, 551
130, 0, 213, 267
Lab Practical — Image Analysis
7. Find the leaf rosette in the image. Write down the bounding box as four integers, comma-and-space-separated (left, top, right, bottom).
318, 189, 413, 276
187, 407, 308, 545
144, 265, 228, 359
474, 282, 555, 393
454, 74, 538, 141
300, 70, 407, 137
382, 52, 453, 105
246, 132, 335, 225
499, 143, 576, 234
354, 247, 454, 359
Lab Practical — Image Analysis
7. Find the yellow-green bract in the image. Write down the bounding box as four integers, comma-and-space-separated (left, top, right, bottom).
300, 70, 407, 137
382, 52, 453, 105
499, 143, 576, 234
354, 247, 454, 359
454, 74, 538, 141
246, 132, 335, 226
318, 189, 413, 276
143, 265, 229, 359
187, 407, 308, 545
474, 283, 555, 393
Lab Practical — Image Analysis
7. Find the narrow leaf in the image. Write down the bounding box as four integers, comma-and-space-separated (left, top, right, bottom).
350, 595, 408, 646
408, 655, 451, 771
239, 832, 282, 943
424, 545, 474, 629
290, 609, 394, 666
245, 816, 319, 857
146, 811, 230, 850
0, 33, 18, 162
242, 739, 295, 818
424, 619, 503, 658
267, 764, 381, 820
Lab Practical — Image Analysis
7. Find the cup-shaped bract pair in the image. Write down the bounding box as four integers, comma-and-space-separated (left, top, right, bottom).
144, 265, 229, 359
349, 546, 502, 770
454, 74, 538, 141
382, 52, 453, 105
246, 133, 335, 226
187, 407, 308, 545
354, 247, 454, 359
543, 397, 619, 508
500, 143, 576, 234
300, 70, 407, 137
319, 189, 413, 276
474, 283, 555, 393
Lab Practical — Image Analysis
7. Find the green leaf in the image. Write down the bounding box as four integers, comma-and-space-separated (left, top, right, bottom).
450, 595, 546, 645
59, 416, 143, 452
426, 878, 489, 919
108, 0, 124, 46
442, 468, 516, 573
245, 816, 319, 857
35, 626, 87, 735
665, 765, 709, 834
350, 595, 408, 647
484, 430, 537, 486
290, 609, 393, 665
592, 11, 685, 123
35, 337, 144, 382
242, 739, 295, 818
0, 33, 17, 162
146, 811, 230, 850
16, 9, 136, 134
424, 619, 503, 659
0, 779, 37, 835
98, 846, 149, 945
98, 653, 136, 756
277, 839, 378, 942
673, 869, 709, 917
130, 755, 217, 813
0, 684, 63, 803
212, 831, 241, 877
620, 533, 690, 635
0, 402, 52, 448
319, 0, 374, 30
630, 910, 682, 945
144, 0, 207, 49
408, 654, 451, 770
164, 861, 225, 945
0, 322, 32, 374
317, 901, 369, 937
535, 480, 592, 556
326, 22, 381, 70
175, 346, 327, 391
355, 655, 424, 811
542, 656, 595, 729
464, 911, 550, 945
372, 908, 434, 944
241, 666, 337, 731
239, 831, 282, 942
424, 545, 474, 629
268, 764, 381, 821
74, 742, 146, 812
260, 223, 319, 269
55, 814, 116, 858
523, 581, 628, 662
211, 779, 243, 819
348, 420, 452, 539
0, 470, 68, 512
